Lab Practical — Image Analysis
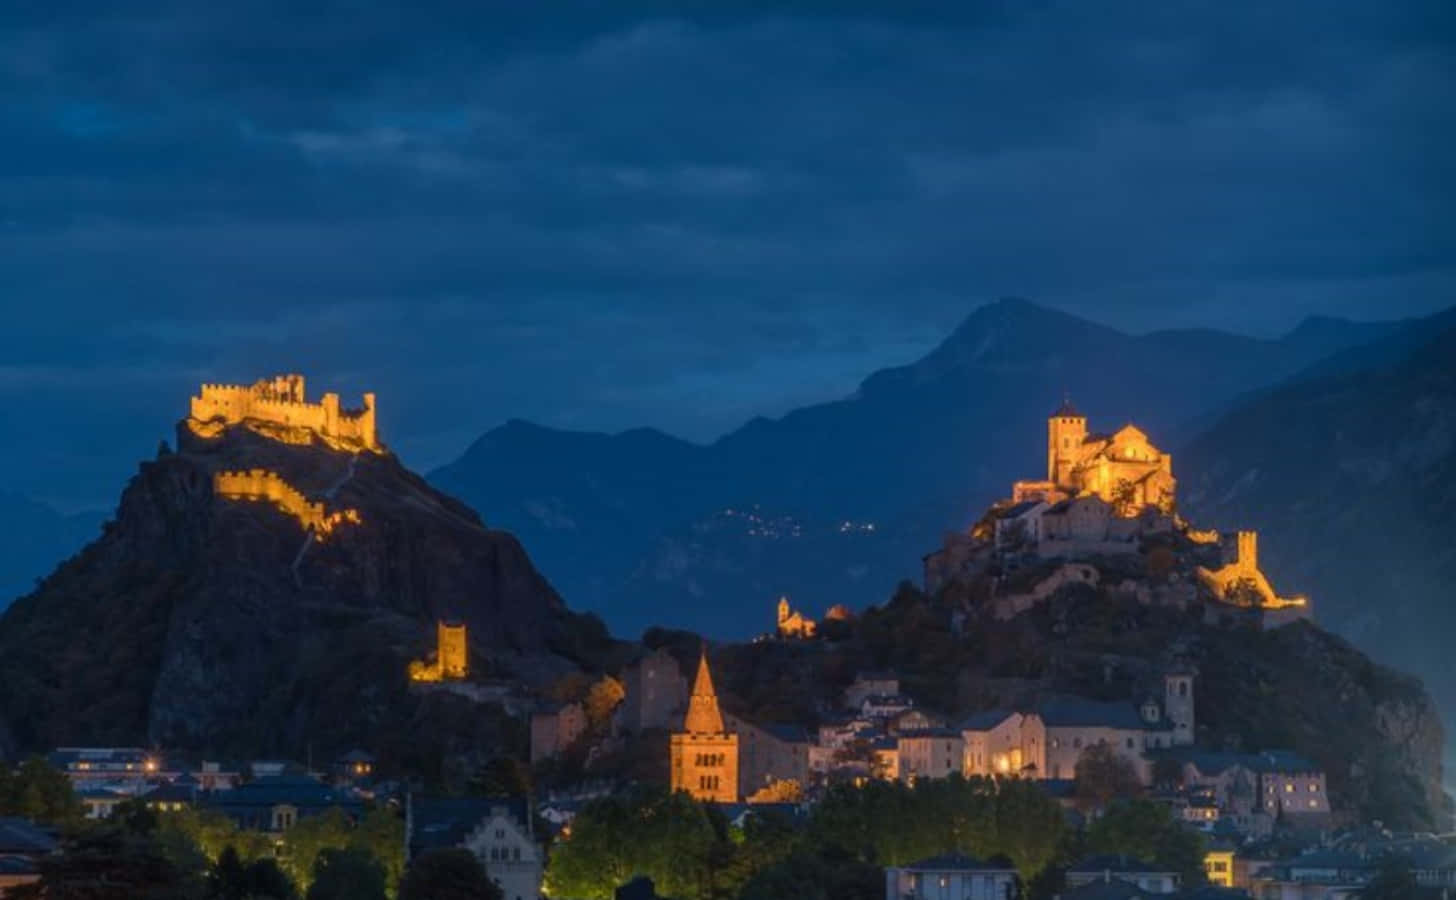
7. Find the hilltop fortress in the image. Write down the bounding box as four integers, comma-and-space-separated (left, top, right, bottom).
188, 374, 382, 453
925, 400, 1309, 627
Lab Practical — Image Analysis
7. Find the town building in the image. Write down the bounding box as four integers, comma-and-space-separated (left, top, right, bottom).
960, 710, 1045, 777
530, 702, 588, 763
615, 647, 688, 734
407, 796, 543, 900
669, 650, 739, 803
884, 853, 1019, 900
204, 773, 360, 832
1065, 855, 1180, 894
844, 672, 901, 711
725, 715, 810, 800
896, 730, 964, 783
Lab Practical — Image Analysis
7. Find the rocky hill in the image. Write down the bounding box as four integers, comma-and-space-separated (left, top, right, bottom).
0, 420, 606, 763
1180, 325, 1456, 790
432, 298, 1400, 639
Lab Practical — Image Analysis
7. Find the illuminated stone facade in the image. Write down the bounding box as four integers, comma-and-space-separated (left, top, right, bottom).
1013, 400, 1175, 515
188, 374, 381, 452
1196, 531, 1308, 612
776, 596, 816, 638
409, 621, 469, 682
212, 469, 361, 540
669, 651, 739, 803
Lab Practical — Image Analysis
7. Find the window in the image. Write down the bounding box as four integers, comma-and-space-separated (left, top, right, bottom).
495, 829, 505, 839
1309, 783, 1319, 792
1126, 738, 1134, 749
1179, 682, 1188, 697
1073, 738, 1082, 749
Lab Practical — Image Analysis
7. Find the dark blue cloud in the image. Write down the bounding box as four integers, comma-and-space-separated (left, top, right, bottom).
0, 1, 1451, 508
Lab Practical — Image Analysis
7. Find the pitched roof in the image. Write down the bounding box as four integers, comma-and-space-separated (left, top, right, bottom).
1056, 882, 1151, 900
900, 852, 1015, 872
683, 648, 726, 734
204, 774, 358, 812
1068, 854, 1173, 875
1038, 696, 1167, 730
409, 795, 531, 854
0, 819, 57, 855
1053, 398, 1084, 418
959, 709, 1017, 732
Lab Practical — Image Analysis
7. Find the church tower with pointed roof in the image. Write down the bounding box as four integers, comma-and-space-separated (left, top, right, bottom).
670, 648, 739, 802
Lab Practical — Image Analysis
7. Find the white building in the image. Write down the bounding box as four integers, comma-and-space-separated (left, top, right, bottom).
885, 853, 1018, 900
408, 797, 543, 900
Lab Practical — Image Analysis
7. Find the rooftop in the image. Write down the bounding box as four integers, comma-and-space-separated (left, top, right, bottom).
897, 852, 1016, 873
0, 819, 57, 855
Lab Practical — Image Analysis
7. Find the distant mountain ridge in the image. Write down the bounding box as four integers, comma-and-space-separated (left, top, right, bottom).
430, 298, 1413, 641
0, 492, 101, 607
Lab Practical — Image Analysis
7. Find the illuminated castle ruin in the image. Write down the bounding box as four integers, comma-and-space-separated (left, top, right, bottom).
212, 469, 361, 540
1196, 530, 1308, 611
188, 374, 381, 452
1012, 399, 1176, 515
409, 621, 468, 682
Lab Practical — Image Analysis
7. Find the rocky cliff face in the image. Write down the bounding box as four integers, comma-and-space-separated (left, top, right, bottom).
0, 423, 591, 758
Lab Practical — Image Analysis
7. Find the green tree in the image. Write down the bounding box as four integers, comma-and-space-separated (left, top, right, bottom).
993, 777, 1066, 883
348, 807, 405, 897
1084, 798, 1205, 885
543, 785, 717, 900
282, 808, 353, 892
305, 846, 387, 900
399, 848, 503, 900
1359, 857, 1422, 899
737, 846, 882, 900
1073, 743, 1143, 813
209, 846, 299, 900
159, 808, 246, 863
9, 827, 190, 900
0, 756, 84, 826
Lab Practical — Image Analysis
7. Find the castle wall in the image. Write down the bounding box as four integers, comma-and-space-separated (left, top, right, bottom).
212, 469, 361, 539
1195, 530, 1309, 613
189, 376, 380, 452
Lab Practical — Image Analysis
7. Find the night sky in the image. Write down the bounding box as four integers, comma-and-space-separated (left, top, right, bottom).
3, 2, 1452, 511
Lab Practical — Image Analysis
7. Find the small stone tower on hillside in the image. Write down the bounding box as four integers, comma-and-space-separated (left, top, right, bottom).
1164, 670, 1195, 746
669, 648, 739, 803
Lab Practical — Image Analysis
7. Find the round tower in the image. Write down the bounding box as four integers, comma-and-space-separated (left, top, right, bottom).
1047, 398, 1087, 485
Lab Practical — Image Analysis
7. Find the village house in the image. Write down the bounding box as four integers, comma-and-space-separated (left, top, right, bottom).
724, 715, 810, 800
884, 853, 1019, 900
896, 730, 964, 783
960, 710, 1045, 777
530, 702, 588, 763
204, 773, 361, 832
615, 646, 688, 734
844, 672, 901, 711
408, 796, 543, 900
1065, 855, 1181, 894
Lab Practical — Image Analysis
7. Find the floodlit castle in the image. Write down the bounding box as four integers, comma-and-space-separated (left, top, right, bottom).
670, 649, 739, 803
212, 469, 361, 540
188, 374, 382, 452
776, 596, 816, 638
1012, 399, 1176, 515
409, 621, 469, 682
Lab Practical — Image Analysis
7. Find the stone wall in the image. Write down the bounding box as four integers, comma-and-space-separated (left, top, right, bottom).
189, 375, 380, 452
212, 469, 361, 539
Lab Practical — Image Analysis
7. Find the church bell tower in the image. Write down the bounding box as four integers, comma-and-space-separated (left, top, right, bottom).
1047, 397, 1087, 486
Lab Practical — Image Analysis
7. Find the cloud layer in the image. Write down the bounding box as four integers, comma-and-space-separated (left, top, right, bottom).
1, 1, 1452, 507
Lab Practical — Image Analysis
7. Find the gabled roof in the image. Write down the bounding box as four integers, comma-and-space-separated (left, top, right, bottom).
409, 795, 531, 854
959, 709, 1017, 732
1038, 696, 1167, 731
1052, 399, 1084, 418
1068, 854, 1172, 875
337, 749, 375, 764
0, 819, 57, 855
1056, 882, 1150, 900
900, 852, 1015, 873
205, 774, 358, 812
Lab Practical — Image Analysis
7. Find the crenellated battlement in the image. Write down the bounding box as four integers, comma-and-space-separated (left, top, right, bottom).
188, 374, 381, 452
212, 469, 361, 540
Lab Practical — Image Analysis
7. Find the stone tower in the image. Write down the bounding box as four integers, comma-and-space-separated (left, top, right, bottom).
669, 648, 739, 803
1164, 670, 1195, 746
1047, 398, 1088, 486
438, 621, 467, 680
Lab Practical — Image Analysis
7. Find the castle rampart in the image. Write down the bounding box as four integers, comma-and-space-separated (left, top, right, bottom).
1195, 530, 1309, 612
212, 469, 361, 540
409, 621, 469, 682
188, 374, 381, 452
